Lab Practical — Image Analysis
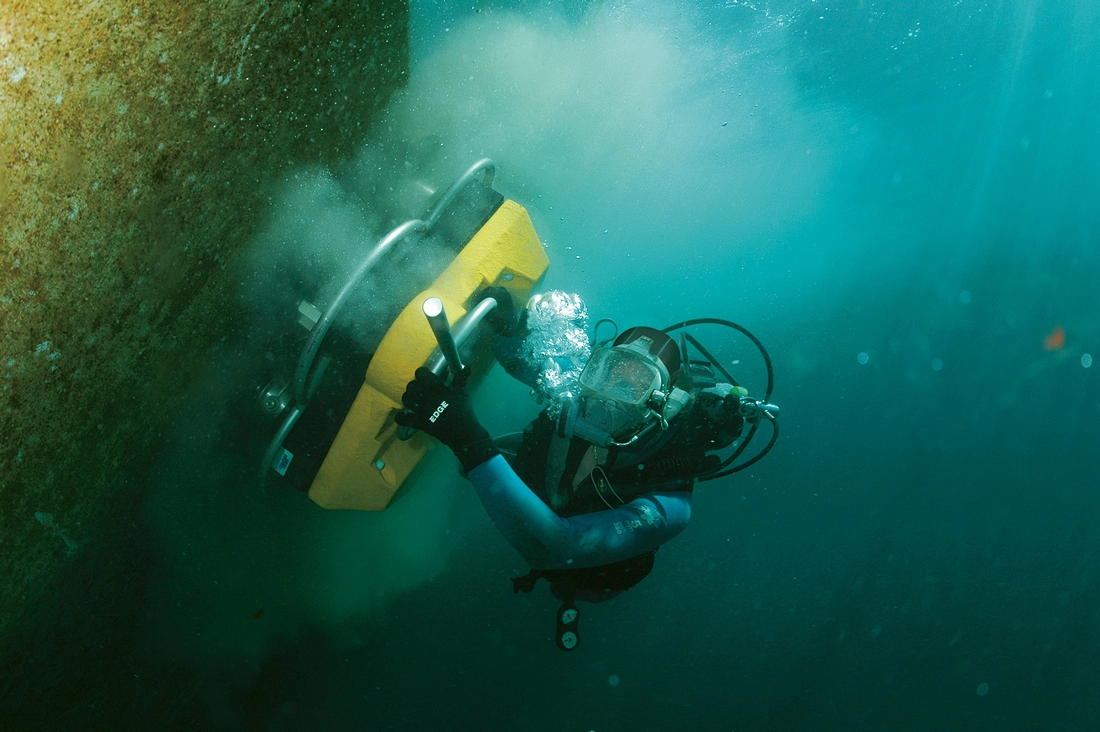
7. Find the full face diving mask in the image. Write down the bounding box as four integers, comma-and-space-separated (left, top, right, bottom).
557, 333, 691, 448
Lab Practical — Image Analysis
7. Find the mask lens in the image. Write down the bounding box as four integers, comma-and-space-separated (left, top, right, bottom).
579, 348, 662, 406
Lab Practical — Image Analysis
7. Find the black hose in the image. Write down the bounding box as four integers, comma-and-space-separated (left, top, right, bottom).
718, 417, 761, 469
659, 318, 778, 481
684, 334, 739, 387
699, 413, 779, 481
592, 318, 619, 347
662, 318, 774, 402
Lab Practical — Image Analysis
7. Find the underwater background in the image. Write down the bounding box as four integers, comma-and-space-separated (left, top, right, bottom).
4, 0, 1099, 729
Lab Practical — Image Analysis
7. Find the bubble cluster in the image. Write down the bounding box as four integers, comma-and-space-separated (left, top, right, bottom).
521, 291, 591, 412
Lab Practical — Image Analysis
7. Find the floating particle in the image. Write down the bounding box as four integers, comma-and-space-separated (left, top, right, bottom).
607, 674, 620, 687
1082, 354, 1093, 368
976, 682, 989, 696
1043, 325, 1065, 351
857, 352, 869, 365
959, 290, 972, 305
931, 359, 943, 372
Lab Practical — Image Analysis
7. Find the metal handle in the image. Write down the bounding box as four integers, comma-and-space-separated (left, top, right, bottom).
397, 295, 501, 441
423, 296, 498, 375
423, 297, 465, 378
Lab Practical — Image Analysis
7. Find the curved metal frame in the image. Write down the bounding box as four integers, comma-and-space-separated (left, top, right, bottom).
262, 159, 497, 484
259, 405, 304, 484
292, 158, 496, 404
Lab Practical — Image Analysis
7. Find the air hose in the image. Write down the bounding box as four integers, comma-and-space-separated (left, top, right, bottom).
660, 318, 779, 481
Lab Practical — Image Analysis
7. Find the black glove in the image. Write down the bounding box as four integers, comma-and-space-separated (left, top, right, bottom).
395, 368, 499, 472
474, 286, 517, 337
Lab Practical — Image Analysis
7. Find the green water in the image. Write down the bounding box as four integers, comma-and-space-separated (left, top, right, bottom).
5, 1, 1099, 729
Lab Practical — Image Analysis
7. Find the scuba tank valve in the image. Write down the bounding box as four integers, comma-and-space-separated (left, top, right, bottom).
738, 397, 780, 421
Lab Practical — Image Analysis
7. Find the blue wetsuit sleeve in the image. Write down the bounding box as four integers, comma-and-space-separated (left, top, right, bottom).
466, 454, 692, 570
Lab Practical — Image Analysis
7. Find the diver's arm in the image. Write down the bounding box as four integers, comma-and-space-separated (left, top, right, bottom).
395, 368, 687, 569
472, 286, 540, 387
489, 332, 541, 387
467, 454, 692, 570
482, 287, 587, 390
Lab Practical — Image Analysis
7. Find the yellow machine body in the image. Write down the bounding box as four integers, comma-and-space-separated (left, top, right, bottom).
307, 200, 549, 510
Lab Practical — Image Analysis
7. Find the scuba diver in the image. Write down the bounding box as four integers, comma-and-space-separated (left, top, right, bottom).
396, 288, 778, 651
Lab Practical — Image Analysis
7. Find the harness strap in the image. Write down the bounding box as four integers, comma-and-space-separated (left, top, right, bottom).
591, 466, 625, 509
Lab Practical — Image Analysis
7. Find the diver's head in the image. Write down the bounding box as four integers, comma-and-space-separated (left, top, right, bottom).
558, 326, 684, 448
579, 327, 679, 410
610, 327, 681, 388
